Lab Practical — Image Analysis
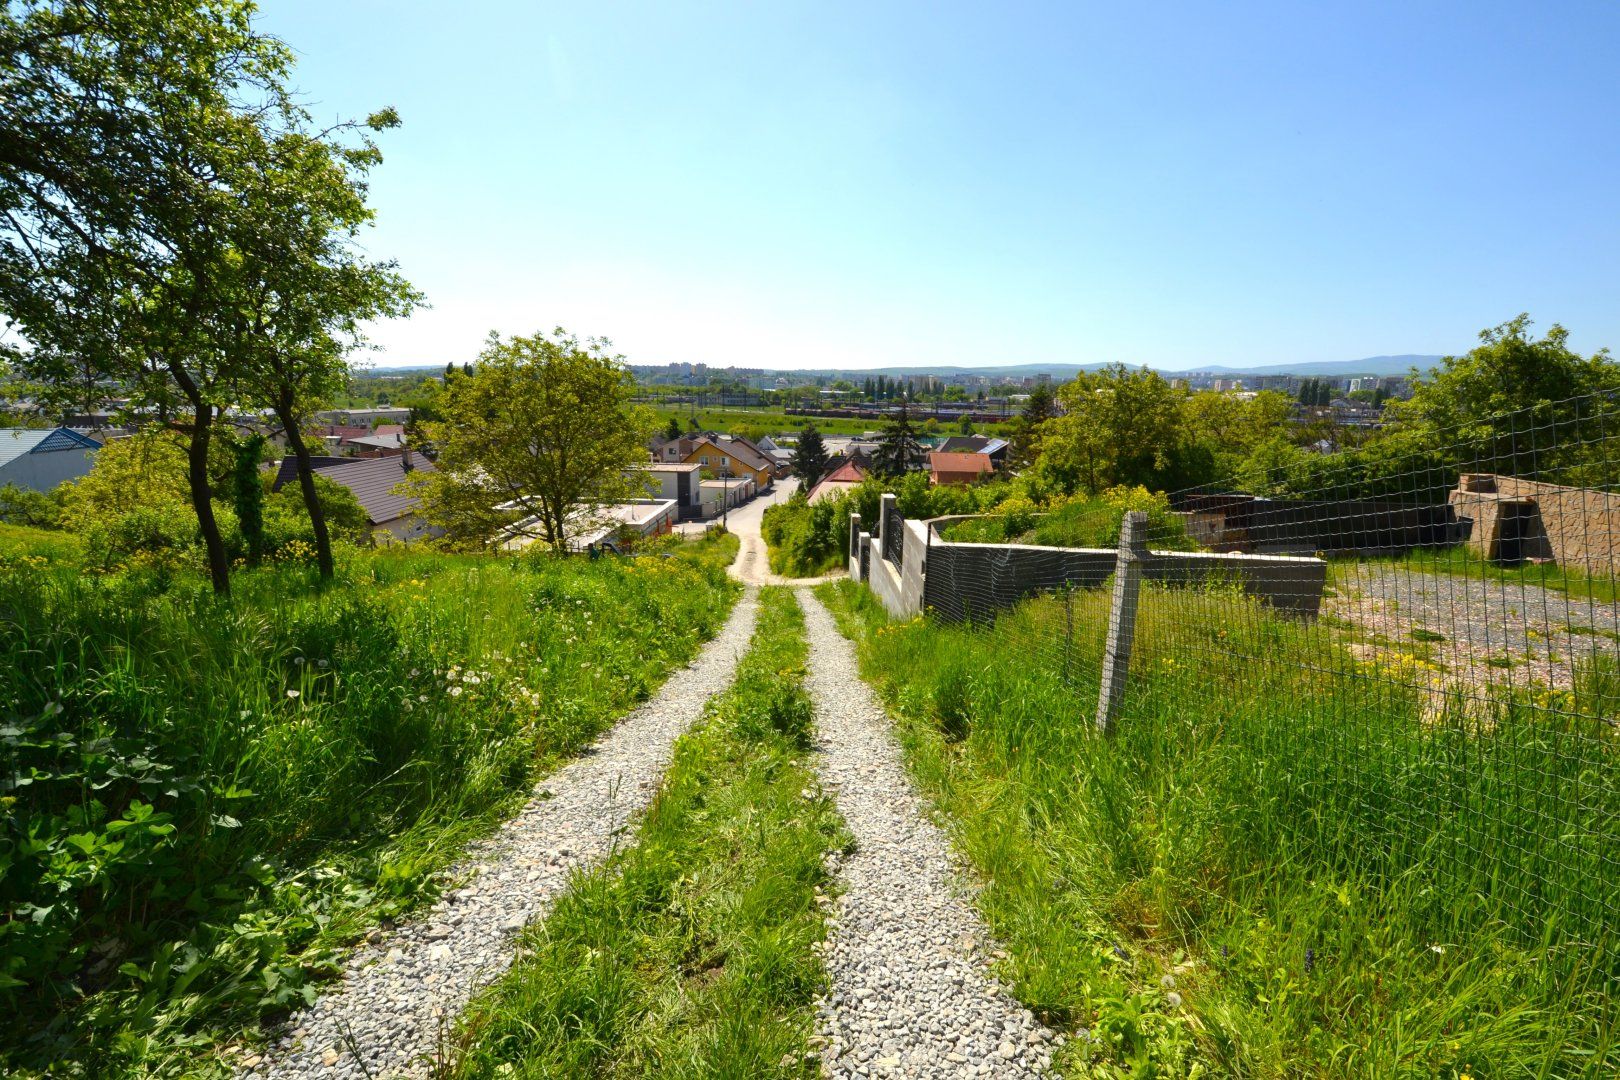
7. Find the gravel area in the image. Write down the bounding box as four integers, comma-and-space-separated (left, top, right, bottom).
240, 589, 759, 1079
798, 590, 1055, 1079
1328, 566, 1619, 696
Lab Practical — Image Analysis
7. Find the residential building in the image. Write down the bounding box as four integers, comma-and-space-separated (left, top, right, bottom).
679, 435, 777, 488
0, 427, 101, 491
271, 452, 440, 543
807, 456, 867, 503
929, 451, 995, 486
936, 435, 1009, 471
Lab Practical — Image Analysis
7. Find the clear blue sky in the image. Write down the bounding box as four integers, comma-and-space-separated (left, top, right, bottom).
257, 1, 1620, 371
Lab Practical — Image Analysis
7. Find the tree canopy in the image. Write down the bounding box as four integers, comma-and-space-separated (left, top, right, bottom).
414, 329, 653, 551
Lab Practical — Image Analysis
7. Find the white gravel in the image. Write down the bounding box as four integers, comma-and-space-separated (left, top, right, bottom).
798, 590, 1055, 1078
240, 589, 759, 1080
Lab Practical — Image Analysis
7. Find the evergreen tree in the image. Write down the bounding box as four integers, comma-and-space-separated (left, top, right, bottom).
664, 415, 682, 441
791, 423, 829, 484
1009, 381, 1055, 468
873, 403, 926, 477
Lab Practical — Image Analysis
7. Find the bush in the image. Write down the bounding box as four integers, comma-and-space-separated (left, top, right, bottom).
0, 483, 63, 529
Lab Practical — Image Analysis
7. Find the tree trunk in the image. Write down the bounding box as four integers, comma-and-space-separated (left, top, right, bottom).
187, 406, 232, 595
279, 404, 335, 579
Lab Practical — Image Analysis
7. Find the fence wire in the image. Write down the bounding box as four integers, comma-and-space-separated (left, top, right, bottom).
918, 390, 1619, 966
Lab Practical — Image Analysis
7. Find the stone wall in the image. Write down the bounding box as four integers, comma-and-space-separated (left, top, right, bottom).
1451, 474, 1619, 575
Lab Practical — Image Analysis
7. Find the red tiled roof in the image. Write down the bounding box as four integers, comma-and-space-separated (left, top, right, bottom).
822, 458, 867, 484
929, 451, 994, 474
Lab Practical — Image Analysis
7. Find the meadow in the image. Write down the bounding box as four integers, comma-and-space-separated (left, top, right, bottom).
446, 587, 846, 1078
817, 578, 1618, 1077
0, 525, 739, 1076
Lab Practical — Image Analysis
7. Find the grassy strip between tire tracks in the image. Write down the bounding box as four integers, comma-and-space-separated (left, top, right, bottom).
814, 579, 1616, 1079
443, 587, 849, 1079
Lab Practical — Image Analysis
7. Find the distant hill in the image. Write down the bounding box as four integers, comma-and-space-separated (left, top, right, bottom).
362, 355, 1446, 381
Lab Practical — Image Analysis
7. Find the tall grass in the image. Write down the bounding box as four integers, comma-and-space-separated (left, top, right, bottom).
0, 532, 739, 1076
446, 587, 847, 1078
817, 579, 1618, 1077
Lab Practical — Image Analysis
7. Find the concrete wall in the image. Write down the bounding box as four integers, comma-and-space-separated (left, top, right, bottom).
0, 446, 96, 492
864, 508, 1328, 623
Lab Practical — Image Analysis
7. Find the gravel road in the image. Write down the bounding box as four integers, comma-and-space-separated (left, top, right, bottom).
798, 590, 1055, 1078
1328, 565, 1619, 694
240, 589, 759, 1080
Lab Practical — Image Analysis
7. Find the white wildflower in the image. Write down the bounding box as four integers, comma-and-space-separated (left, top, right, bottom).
286, 689, 300, 699
449, 686, 464, 697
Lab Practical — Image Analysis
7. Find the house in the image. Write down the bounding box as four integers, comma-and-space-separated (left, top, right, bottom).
937, 434, 1009, 470
928, 451, 995, 486
679, 435, 777, 488
271, 452, 441, 543
755, 435, 795, 469
498, 498, 679, 553
316, 407, 412, 426
807, 456, 867, 504
0, 427, 101, 491
315, 422, 408, 457
626, 462, 706, 520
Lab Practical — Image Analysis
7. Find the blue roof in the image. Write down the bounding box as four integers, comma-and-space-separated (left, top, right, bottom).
0, 427, 101, 467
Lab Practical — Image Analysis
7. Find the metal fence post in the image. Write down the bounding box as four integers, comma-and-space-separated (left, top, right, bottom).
1095, 510, 1148, 735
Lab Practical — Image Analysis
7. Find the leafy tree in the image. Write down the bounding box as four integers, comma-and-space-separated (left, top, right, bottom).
958, 414, 975, 435
664, 415, 683, 441
792, 423, 828, 484
0, 482, 62, 528
1040, 364, 1184, 493
415, 329, 653, 551
1008, 382, 1055, 468
872, 403, 926, 477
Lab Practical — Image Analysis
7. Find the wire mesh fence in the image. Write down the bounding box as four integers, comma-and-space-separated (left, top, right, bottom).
917, 390, 1619, 967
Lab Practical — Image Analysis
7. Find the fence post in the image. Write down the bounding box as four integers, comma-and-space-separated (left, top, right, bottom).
849, 512, 862, 580
1095, 510, 1148, 736
879, 492, 897, 565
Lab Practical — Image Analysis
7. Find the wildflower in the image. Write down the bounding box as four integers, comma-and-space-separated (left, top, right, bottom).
450, 686, 464, 697
293, 657, 305, 667
316, 659, 329, 669
287, 690, 300, 699
410, 668, 420, 678
1164, 991, 1183, 1008
1429, 944, 1446, 954
418, 694, 429, 702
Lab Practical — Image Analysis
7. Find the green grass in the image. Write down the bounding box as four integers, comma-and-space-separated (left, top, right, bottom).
816, 579, 1618, 1078
445, 587, 848, 1078
1329, 544, 1620, 605
0, 531, 740, 1077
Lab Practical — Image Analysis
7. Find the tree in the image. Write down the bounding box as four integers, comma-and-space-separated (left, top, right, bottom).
0, 1, 411, 593
873, 402, 926, 477
415, 329, 653, 552
664, 415, 682, 441
1384, 314, 1619, 482
230, 433, 267, 565
1008, 382, 1056, 468
1039, 365, 1184, 493
792, 423, 829, 484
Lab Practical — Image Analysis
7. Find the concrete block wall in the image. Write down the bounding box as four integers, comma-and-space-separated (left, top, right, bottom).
865, 506, 1328, 623
1452, 474, 1619, 576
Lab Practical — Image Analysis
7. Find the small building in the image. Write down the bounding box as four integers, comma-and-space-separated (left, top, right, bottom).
936, 435, 1009, 471
499, 498, 679, 553
699, 475, 756, 516
929, 451, 995, 487
808, 457, 867, 504
272, 452, 440, 544
626, 462, 705, 520
0, 427, 101, 491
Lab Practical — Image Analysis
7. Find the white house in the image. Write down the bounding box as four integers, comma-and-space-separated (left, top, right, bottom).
0, 428, 101, 491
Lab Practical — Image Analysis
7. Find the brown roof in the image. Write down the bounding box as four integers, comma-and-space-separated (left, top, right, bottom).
929, 451, 994, 484
821, 458, 867, 484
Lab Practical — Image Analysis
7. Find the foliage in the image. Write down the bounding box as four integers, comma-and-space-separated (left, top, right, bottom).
447, 588, 844, 1077
817, 580, 1616, 1076
264, 474, 371, 551
761, 494, 843, 576
0, 482, 62, 529
0, 531, 740, 1075
791, 423, 828, 484
415, 329, 653, 551
871, 403, 926, 477
1040, 364, 1189, 494
942, 485, 1196, 550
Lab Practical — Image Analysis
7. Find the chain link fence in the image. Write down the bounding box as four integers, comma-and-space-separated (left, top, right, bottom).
921, 390, 1619, 964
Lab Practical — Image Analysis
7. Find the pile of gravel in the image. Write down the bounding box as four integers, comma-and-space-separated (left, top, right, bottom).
241, 590, 760, 1079
798, 591, 1056, 1078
